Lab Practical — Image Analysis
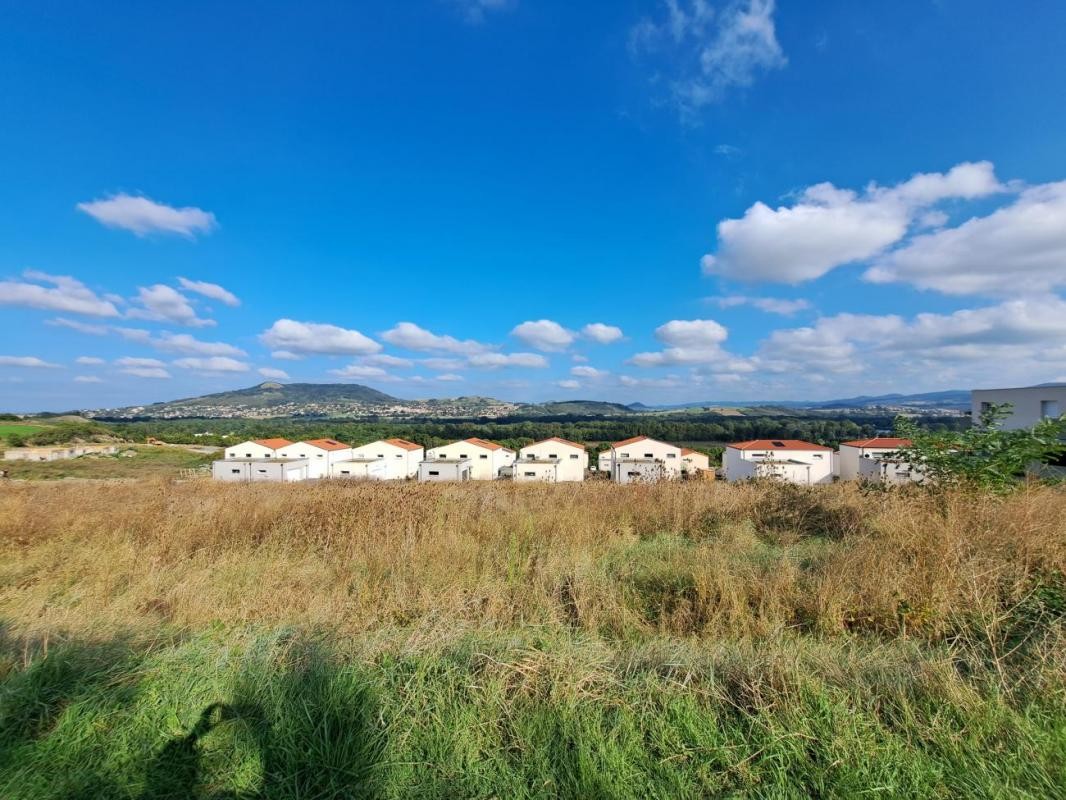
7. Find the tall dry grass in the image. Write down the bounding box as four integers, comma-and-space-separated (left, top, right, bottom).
2, 479, 1064, 654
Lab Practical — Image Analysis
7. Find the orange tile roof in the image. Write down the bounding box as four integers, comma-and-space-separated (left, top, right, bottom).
253, 438, 293, 449
303, 438, 351, 452
384, 438, 423, 451
681, 447, 703, 456
535, 436, 586, 449
463, 437, 514, 452
612, 435, 652, 448
840, 437, 912, 448
728, 439, 833, 452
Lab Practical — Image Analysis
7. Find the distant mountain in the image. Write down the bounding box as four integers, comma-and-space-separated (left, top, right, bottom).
521, 400, 635, 416
812, 390, 970, 410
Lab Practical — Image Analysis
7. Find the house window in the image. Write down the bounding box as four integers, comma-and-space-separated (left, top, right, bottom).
812, 454, 823, 459
257, 469, 267, 474
264, 454, 272, 458
479, 454, 488, 459
459, 453, 468, 459
438, 453, 447, 459
244, 453, 252, 457
377, 454, 384, 459
1041, 400, 1061, 418
569, 454, 579, 459
429, 470, 440, 476
524, 471, 536, 477
666, 453, 676, 459
549, 453, 558, 459
980, 402, 992, 412
231, 469, 241, 474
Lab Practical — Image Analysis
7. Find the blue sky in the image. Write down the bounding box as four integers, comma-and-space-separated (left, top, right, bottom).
3, 0, 1066, 411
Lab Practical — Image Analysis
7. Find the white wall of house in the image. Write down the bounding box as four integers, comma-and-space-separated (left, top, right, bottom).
971, 385, 1066, 429
348, 440, 424, 479
225, 441, 285, 460
418, 459, 472, 482
596, 451, 611, 472
614, 460, 669, 484
724, 444, 834, 484
212, 458, 308, 482
518, 439, 587, 482
513, 461, 559, 483
426, 439, 515, 480
857, 457, 921, 485
839, 442, 910, 480
330, 458, 388, 480
681, 449, 710, 473
608, 437, 682, 481
276, 441, 353, 479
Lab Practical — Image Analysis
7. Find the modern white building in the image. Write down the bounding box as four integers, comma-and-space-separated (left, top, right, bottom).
971, 384, 1066, 429
329, 457, 388, 480
680, 448, 711, 475
224, 438, 293, 460
605, 436, 683, 483
514, 437, 587, 483
347, 438, 424, 480
212, 458, 308, 483
596, 450, 612, 472
424, 438, 515, 480
723, 439, 834, 485
857, 455, 921, 485
276, 439, 353, 479
418, 458, 472, 482
838, 437, 913, 481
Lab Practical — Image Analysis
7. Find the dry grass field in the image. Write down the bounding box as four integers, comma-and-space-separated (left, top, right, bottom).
1, 479, 1064, 797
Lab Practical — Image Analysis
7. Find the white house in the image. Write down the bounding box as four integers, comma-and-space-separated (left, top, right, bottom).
212, 458, 308, 482
971, 384, 1066, 429
348, 438, 424, 480
514, 437, 587, 483
418, 458, 472, 482
596, 450, 612, 473
224, 438, 293, 460
857, 455, 921, 485
680, 448, 711, 475
424, 438, 515, 480
838, 437, 913, 481
329, 457, 388, 480
276, 439, 353, 479
606, 436, 682, 483
723, 439, 834, 485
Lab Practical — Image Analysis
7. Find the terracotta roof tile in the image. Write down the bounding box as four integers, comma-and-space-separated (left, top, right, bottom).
463, 437, 515, 453
840, 437, 912, 448
384, 438, 423, 451
302, 438, 351, 452
728, 439, 833, 452
534, 437, 585, 449
253, 438, 293, 449
611, 435, 651, 448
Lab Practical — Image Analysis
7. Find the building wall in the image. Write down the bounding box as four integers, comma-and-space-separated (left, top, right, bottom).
4, 444, 119, 462
224, 441, 278, 460
277, 443, 353, 478
724, 447, 834, 484
614, 461, 669, 485
426, 441, 515, 480
330, 459, 387, 480
971, 385, 1066, 430
518, 441, 587, 482
839, 445, 909, 480
213, 460, 308, 482
513, 462, 559, 483
418, 460, 472, 482
609, 439, 682, 479
857, 457, 920, 485
681, 451, 710, 473
349, 441, 424, 479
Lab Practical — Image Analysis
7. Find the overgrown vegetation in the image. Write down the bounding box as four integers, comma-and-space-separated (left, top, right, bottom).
0, 445, 212, 480
1, 480, 1064, 796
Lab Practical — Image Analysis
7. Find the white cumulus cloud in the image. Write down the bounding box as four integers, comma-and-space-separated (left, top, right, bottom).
260, 319, 382, 356
712, 295, 812, 315
77, 193, 217, 237
511, 319, 576, 351
381, 322, 493, 355
152, 333, 245, 357
177, 277, 240, 306
0, 355, 61, 368
75, 356, 105, 365
128, 285, 215, 327
74, 375, 104, 383
581, 322, 625, 344
571, 365, 608, 378
173, 357, 250, 373
556, 379, 581, 390
1, 271, 120, 317
467, 352, 549, 369
257, 367, 289, 380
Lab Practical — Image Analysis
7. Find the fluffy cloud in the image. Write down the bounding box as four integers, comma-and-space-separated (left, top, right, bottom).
0, 355, 61, 368
631, 0, 786, 117
382, 322, 492, 355
260, 319, 382, 356
363, 354, 415, 368
75, 356, 105, 365
511, 319, 575, 351
151, 333, 245, 357
47, 318, 110, 335
177, 277, 240, 306
581, 322, 624, 344
435, 373, 465, 382
619, 375, 682, 388
419, 357, 465, 371
128, 285, 215, 327
328, 364, 393, 380
0, 271, 120, 317
712, 295, 812, 315
77, 193, 217, 237
556, 379, 581, 390
866, 181, 1066, 295
173, 357, 250, 373
257, 367, 289, 380
116, 357, 170, 379
74, 375, 103, 383
571, 365, 608, 378
702, 161, 1004, 283
467, 352, 549, 369
629, 318, 741, 368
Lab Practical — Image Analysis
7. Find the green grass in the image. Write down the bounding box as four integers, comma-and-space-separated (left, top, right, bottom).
2, 446, 213, 480
0, 424, 48, 440
1, 628, 1063, 799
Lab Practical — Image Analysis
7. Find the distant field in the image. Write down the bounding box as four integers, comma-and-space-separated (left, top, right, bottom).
2, 445, 213, 480
0, 423, 48, 439
0, 480, 1063, 797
